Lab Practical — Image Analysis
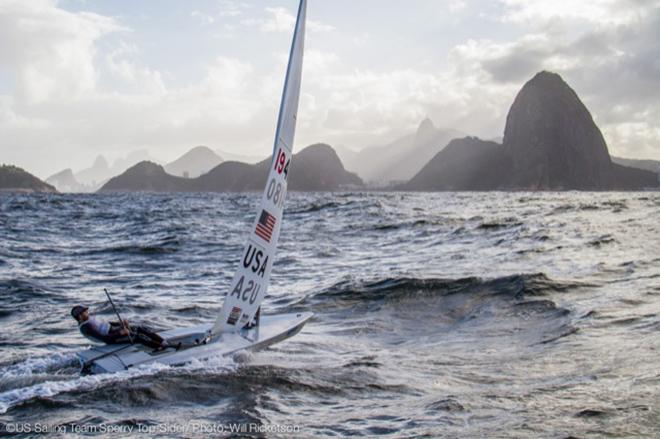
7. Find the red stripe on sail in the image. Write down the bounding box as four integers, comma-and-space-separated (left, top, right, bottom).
255, 209, 276, 242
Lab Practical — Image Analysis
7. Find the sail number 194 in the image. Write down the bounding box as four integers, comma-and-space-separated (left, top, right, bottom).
274, 148, 290, 179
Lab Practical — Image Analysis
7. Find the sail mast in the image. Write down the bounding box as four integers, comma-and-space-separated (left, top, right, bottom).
212, 0, 307, 335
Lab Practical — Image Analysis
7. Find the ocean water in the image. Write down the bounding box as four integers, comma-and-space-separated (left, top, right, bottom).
0, 191, 658, 437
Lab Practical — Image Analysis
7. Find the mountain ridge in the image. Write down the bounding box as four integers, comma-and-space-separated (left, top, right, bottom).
164, 146, 223, 178
46, 168, 88, 192
1, 165, 57, 193
336, 119, 464, 183
406, 71, 659, 191
99, 144, 363, 192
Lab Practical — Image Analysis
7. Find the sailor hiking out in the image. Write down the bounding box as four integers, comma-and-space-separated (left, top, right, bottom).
71, 305, 172, 350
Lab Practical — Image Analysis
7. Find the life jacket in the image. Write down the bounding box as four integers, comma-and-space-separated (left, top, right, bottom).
79, 318, 114, 344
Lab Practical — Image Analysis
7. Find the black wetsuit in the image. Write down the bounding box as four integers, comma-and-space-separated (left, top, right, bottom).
79, 317, 164, 349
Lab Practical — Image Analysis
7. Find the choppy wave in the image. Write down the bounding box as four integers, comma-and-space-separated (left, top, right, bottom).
0, 352, 239, 415
288, 201, 343, 214
477, 218, 523, 230
0, 191, 658, 437
0, 361, 168, 415
87, 240, 180, 256
299, 273, 582, 308
293, 273, 578, 347
0, 353, 80, 386
588, 234, 616, 247
0, 279, 49, 296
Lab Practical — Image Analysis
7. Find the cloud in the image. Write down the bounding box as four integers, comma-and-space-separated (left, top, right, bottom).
498, 0, 656, 25
201, 56, 255, 98
242, 6, 334, 33
0, 0, 123, 104
449, 0, 467, 13
217, 0, 249, 17
0, 1, 276, 175
1, 0, 659, 177
459, 0, 660, 157
0, 96, 49, 130
452, 33, 573, 84
603, 121, 660, 159
105, 42, 167, 95
191, 1, 250, 26
191, 10, 215, 25
290, 48, 518, 150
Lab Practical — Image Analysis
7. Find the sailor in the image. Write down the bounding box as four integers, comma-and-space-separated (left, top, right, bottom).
71, 305, 171, 350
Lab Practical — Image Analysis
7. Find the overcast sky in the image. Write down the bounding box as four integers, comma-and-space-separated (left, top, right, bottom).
1, 0, 659, 178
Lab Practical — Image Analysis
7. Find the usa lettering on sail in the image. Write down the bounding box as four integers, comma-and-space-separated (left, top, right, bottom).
229, 276, 262, 305
243, 244, 268, 277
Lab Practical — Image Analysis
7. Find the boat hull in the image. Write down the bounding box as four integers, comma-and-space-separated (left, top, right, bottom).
76, 312, 313, 374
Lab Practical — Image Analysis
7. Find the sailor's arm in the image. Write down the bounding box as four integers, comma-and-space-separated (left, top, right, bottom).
108, 321, 130, 337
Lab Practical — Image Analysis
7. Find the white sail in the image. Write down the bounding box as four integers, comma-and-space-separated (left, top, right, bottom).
212, 0, 307, 335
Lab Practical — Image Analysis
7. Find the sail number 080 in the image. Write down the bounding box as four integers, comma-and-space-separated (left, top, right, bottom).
267, 178, 285, 207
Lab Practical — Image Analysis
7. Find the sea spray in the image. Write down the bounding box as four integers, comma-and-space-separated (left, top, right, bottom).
0, 352, 239, 415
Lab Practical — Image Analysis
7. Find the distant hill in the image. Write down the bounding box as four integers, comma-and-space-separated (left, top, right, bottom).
46, 168, 88, 192
75, 155, 112, 187
99, 144, 363, 192
109, 149, 159, 176
100, 162, 193, 192
503, 71, 613, 189
164, 146, 223, 178
284, 143, 363, 191
379, 119, 464, 184
336, 118, 464, 184
406, 137, 510, 190
334, 145, 361, 173
611, 157, 660, 174
75, 150, 160, 189
216, 149, 263, 164
406, 71, 658, 191
0, 165, 57, 193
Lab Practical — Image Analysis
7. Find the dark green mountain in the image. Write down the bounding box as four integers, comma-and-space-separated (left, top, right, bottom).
99, 144, 363, 192
0, 165, 57, 193
164, 146, 223, 178
405, 137, 510, 190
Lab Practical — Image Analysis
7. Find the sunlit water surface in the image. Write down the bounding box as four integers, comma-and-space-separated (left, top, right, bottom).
0, 192, 658, 437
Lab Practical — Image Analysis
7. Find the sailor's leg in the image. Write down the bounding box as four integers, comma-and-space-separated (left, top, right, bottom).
115, 336, 132, 344
130, 331, 161, 349
135, 326, 164, 344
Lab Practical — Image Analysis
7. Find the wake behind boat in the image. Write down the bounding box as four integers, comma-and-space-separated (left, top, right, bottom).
76, 0, 310, 374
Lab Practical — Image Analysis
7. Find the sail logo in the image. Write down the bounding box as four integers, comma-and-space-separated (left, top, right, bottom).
227, 306, 242, 325
243, 244, 268, 277
255, 210, 276, 242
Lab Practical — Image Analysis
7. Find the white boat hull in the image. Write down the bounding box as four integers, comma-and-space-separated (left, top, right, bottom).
76, 312, 313, 374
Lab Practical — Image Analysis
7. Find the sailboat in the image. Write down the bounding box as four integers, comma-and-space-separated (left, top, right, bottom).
77, 0, 312, 374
